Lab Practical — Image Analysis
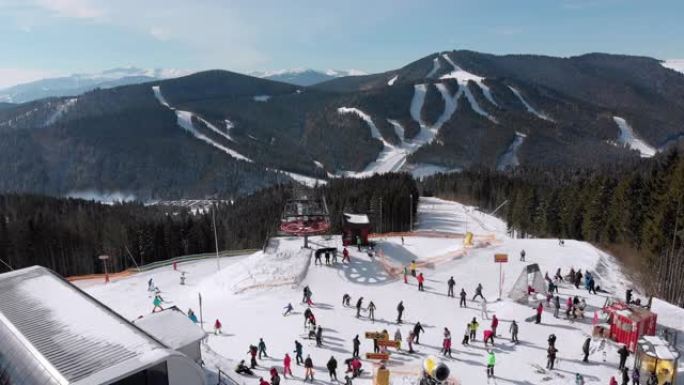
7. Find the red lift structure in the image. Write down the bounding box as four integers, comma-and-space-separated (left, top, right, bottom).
279, 188, 331, 248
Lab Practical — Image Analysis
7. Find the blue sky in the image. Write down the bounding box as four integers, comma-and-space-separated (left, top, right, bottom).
0, 0, 682, 87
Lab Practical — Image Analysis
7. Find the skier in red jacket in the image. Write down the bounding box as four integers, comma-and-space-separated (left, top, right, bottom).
535, 302, 544, 324
417, 273, 425, 291
214, 319, 222, 335
283, 353, 293, 377
491, 315, 499, 335
342, 248, 350, 263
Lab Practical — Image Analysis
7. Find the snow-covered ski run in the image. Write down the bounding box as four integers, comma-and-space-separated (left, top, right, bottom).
78, 196, 684, 385
611, 116, 657, 158
507, 86, 554, 122
497, 132, 527, 171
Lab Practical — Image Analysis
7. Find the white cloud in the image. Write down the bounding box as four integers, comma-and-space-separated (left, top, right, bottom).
0, 68, 61, 89
34, 0, 104, 20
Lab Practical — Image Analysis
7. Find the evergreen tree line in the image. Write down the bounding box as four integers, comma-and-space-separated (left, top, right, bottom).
0, 174, 418, 277
421, 149, 684, 306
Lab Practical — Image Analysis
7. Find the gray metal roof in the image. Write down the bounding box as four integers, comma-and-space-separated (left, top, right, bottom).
0, 266, 174, 384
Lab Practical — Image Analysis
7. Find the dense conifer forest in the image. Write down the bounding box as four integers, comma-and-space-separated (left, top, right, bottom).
0, 174, 418, 277
421, 148, 684, 305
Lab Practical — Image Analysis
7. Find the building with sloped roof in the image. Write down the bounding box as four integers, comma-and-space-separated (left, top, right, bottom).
0, 266, 206, 385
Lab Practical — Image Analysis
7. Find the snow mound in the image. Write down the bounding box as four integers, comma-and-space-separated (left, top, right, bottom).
200, 248, 312, 294
612, 116, 656, 158
387, 75, 398, 86
508, 86, 554, 121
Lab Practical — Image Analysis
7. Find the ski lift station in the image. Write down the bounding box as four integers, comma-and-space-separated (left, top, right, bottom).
133, 307, 206, 365
0, 266, 206, 385
341, 213, 372, 246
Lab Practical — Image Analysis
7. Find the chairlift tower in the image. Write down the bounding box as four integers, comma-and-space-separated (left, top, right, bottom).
279, 186, 331, 248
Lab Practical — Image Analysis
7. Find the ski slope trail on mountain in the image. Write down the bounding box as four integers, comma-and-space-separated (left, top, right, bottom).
508, 86, 554, 122
497, 132, 527, 171
79, 197, 684, 385
612, 117, 657, 158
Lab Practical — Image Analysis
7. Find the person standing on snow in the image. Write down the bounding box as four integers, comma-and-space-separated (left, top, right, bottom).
258, 338, 268, 359
486, 350, 496, 378
459, 288, 467, 307
294, 340, 303, 365
407, 331, 416, 353
469, 317, 479, 341
394, 329, 402, 350
417, 273, 425, 292
535, 302, 544, 324
547, 345, 558, 370
271, 368, 281, 385
403, 265, 409, 284
473, 283, 485, 301
283, 303, 294, 316
621, 367, 630, 385
547, 334, 557, 348
442, 328, 453, 357
356, 297, 364, 318
483, 329, 495, 347
342, 247, 350, 263
509, 320, 519, 343
396, 301, 405, 323
582, 337, 591, 362
304, 307, 313, 328
575, 373, 585, 385
566, 296, 574, 319
617, 344, 630, 370
447, 276, 456, 297
491, 314, 499, 335
368, 301, 376, 322
410, 260, 417, 277
327, 356, 338, 381
148, 278, 155, 292
481, 298, 489, 320
520, 249, 526, 261
632, 367, 640, 385
152, 294, 164, 312
248, 345, 258, 369
283, 353, 293, 378
413, 322, 425, 344
304, 355, 315, 382
352, 335, 360, 357
316, 326, 323, 347
214, 319, 222, 335
553, 295, 561, 318
356, 236, 362, 252
342, 293, 351, 307
187, 309, 198, 323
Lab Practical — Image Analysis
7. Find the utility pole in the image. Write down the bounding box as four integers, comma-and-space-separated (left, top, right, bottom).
198, 292, 204, 332
409, 194, 413, 232
379, 197, 383, 234
212, 204, 220, 271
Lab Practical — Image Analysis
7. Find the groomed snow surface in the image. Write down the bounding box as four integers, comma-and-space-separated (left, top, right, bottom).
79, 197, 684, 385
612, 117, 657, 158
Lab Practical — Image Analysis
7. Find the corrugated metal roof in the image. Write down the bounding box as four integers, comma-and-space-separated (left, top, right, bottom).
0, 266, 173, 384
134, 307, 206, 350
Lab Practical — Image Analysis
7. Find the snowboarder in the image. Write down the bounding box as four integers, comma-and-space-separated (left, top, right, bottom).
294, 340, 303, 365
410, 260, 417, 277
356, 297, 363, 318
368, 301, 376, 322
520, 249, 526, 261
214, 319, 222, 335
535, 302, 543, 324
304, 355, 314, 382
352, 335, 360, 357
473, 283, 484, 301
632, 367, 640, 385
486, 350, 496, 378
342, 247, 350, 263
235, 360, 253, 375
509, 320, 519, 343
342, 293, 351, 307
327, 356, 338, 381
417, 273, 425, 291
481, 298, 489, 320
413, 322, 425, 344
442, 328, 453, 357
248, 345, 258, 368
582, 337, 591, 362
283, 353, 293, 378
258, 338, 268, 359
187, 308, 198, 323
459, 288, 467, 307
617, 344, 630, 370
483, 329, 495, 346
447, 276, 455, 297
469, 318, 479, 341
553, 296, 561, 318
396, 301, 404, 323
316, 326, 323, 347
283, 303, 294, 316
270, 368, 281, 385
547, 345, 558, 370
491, 314, 499, 335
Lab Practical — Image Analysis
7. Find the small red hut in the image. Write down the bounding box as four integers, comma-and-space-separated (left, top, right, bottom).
603, 301, 657, 352
342, 213, 371, 246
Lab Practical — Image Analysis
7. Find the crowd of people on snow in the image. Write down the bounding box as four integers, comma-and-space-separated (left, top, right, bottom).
146, 242, 668, 385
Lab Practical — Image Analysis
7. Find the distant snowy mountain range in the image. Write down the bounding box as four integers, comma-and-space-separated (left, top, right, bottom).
250, 68, 367, 86
0, 67, 190, 103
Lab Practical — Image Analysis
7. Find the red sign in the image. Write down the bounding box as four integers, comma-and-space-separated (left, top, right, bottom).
494, 254, 508, 263
377, 340, 400, 348
365, 353, 390, 360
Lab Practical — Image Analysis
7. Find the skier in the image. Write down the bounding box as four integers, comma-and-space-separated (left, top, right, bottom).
442, 328, 451, 357
316, 326, 323, 347
553, 296, 561, 318
582, 337, 591, 362
342, 247, 350, 263
617, 344, 630, 370
235, 360, 254, 375
486, 350, 496, 378
187, 308, 198, 323
356, 297, 363, 318
342, 293, 351, 307
554, 268, 563, 282
368, 301, 376, 322
417, 273, 425, 291
407, 331, 415, 353
248, 344, 258, 368
566, 297, 574, 319
283, 353, 293, 378
632, 367, 640, 385
283, 303, 294, 316
350, 357, 363, 378
315, 250, 322, 265
483, 329, 495, 347
259, 377, 269, 385
396, 301, 405, 323
304, 307, 313, 328
547, 333, 557, 348
325, 251, 331, 265
410, 260, 417, 277
294, 340, 303, 365
302, 286, 310, 303
447, 276, 455, 297
152, 294, 164, 312
481, 298, 489, 320
462, 324, 470, 345
180, 271, 186, 285
352, 335, 360, 357
394, 329, 402, 350
473, 283, 484, 301
535, 302, 544, 324
547, 345, 558, 370
304, 355, 314, 382
520, 249, 526, 261
327, 356, 338, 381
413, 322, 425, 344
491, 314, 499, 335
403, 265, 408, 284
214, 319, 222, 335
270, 368, 281, 385
610, 377, 618, 385
258, 338, 268, 359
147, 278, 155, 292
469, 317, 479, 341
621, 367, 630, 385
509, 320, 519, 343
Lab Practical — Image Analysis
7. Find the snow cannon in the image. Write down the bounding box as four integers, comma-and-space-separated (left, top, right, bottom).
421, 356, 450, 385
